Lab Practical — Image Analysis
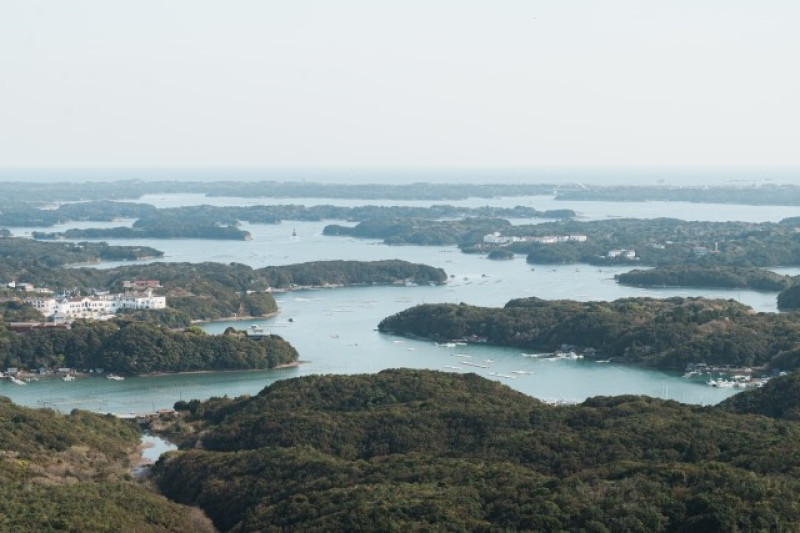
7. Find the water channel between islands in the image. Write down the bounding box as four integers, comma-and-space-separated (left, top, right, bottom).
5, 193, 798, 413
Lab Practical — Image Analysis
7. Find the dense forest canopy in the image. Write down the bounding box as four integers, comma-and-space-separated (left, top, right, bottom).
378, 296, 800, 371
152, 369, 800, 531
0, 318, 298, 373
616, 265, 795, 291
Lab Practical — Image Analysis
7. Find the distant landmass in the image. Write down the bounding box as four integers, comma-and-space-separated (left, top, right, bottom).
1, 178, 800, 205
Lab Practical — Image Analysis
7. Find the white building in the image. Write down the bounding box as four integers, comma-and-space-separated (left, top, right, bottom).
607, 249, 636, 259
27, 290, 166, 322
483, 233, 588, 245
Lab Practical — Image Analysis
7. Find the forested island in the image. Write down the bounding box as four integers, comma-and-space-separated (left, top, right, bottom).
323, 217, 515, 246
0, 318, 298, 374
616, 265, 795, 291
378, 297, 800, 372
33, 224, 252, 241
0, 237, 163, 272
2, 259, 446, 326
4, 200, 572, 241
145, 368, 800, 531
258, 259, 447, 288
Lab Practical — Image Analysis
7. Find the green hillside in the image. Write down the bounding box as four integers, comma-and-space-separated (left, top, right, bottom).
154, 369, 800, 532
0, 396, 213, 532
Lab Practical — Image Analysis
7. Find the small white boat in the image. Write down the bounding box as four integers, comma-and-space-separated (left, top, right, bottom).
8, 376, 26, 386
62, 375, 75, 382
106, 374, 125, 381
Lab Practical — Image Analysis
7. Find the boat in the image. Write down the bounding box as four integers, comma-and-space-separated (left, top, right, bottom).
8, 376, 26, 386
706, 379, 735, 388
555, 350, 583, 360
62, 375, 75, 382
489, 372, 516, 380
106, 374, 125, 381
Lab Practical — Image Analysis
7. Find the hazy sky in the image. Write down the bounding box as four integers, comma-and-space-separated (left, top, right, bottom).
1, 1, 798, 168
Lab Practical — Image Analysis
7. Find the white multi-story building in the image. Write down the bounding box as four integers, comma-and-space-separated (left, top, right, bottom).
483, 233, 588, 245
26, 290, 166, 322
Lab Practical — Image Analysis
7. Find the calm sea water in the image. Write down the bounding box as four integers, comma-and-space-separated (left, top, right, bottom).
3, 192, 795, 413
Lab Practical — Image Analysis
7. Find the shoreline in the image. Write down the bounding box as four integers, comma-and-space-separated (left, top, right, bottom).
189, 310, 281, 324
136, 360, 302, 378
2, 360, 302, 383
191, 310, 280, 324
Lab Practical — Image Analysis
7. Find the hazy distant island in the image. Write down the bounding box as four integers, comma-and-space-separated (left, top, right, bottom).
323, 217, 517, 246
458, 217, 800, 268
0, 236, 163, 269
146, 368, 800, 531
378, 296, 800, 372
555, 183, 800, 205
5, 179, 800, 205
10, 201, 573, 241
33, 224, 252, 241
